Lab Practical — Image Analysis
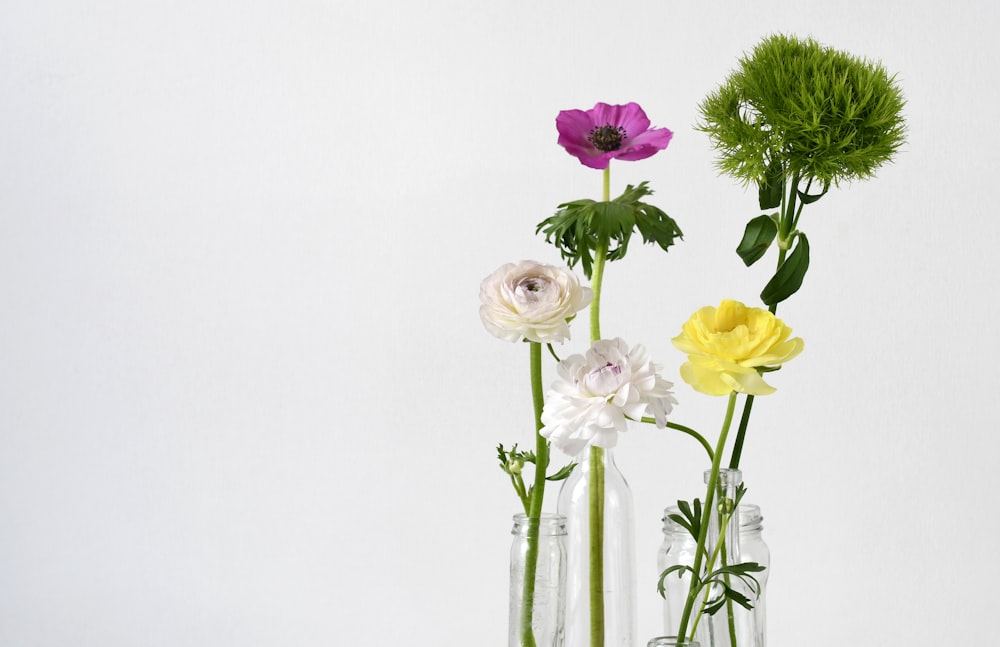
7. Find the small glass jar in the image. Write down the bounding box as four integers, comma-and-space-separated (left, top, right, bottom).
658, 477, 769, 647
509, 513, 567, 647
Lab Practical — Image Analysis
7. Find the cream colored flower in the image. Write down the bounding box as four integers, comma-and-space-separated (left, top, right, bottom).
540, 338, 677, 456
672, 300, 804, 396
479, 260, 592, 343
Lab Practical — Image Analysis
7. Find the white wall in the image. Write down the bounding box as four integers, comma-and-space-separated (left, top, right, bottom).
1, 1, 996, 645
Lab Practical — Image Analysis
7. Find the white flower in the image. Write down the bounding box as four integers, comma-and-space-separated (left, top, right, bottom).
540, 338, 677, 456
479, 260, 593, 343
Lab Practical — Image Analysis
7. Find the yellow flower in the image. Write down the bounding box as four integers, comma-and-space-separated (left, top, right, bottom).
672, 300, 804, 396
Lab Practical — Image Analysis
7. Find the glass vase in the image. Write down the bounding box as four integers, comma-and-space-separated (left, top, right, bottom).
557, 446, 635, 647
509, 513, 568, 647
657, 469, 769, 647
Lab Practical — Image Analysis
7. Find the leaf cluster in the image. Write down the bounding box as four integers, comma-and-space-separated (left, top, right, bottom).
658, 561, 766, 615
698, 33, 907, 188
536, 182, 682, 279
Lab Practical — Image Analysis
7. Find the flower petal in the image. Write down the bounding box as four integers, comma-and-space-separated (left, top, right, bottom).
616, 127, 674, 161
593, 102, 650, 137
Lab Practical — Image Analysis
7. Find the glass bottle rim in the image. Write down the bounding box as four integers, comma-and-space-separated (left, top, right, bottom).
661, 503, 762, 533
511, 512, 568, 536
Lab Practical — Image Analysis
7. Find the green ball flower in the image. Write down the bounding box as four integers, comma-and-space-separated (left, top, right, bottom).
698, 33, 907, 188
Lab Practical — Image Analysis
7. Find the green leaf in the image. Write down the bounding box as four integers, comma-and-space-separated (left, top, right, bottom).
634, 202, 683, 254
546, 462, 576, 482
758, 158, 784, 210
760, 232, 810, 306
736, 214, 778, 266
734, 483, 748, 506
797, 180, 830, 205
536, 181, 681, 279
723, 588, 754, 611
657, 565, 696, 597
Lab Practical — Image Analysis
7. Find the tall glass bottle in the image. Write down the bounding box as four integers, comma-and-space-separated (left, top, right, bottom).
509, 513, 568, 647
557, 446, 635, 647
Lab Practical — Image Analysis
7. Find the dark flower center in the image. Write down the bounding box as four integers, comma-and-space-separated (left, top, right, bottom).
587, 124, 627, 152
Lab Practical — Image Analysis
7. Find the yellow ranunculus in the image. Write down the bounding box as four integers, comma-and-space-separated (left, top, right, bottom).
672, 300, 804, 396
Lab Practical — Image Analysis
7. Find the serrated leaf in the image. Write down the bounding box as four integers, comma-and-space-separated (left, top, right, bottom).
734, 483, 748, 506
704, 595, 727, 616
736, 214, 778, 266
721, 562, 766, 575
667, 513, 695, 538
758, 158, 784, 210
760, 232, 810, 306
546, 462, 576, 481
536, 181, 680, 279
723, 588, 754, 610
634, 204, 683, 253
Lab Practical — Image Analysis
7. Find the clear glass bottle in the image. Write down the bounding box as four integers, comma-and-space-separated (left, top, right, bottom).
509, 513, 568, 647
557, 446, 635, 647
657, 469, 769, 647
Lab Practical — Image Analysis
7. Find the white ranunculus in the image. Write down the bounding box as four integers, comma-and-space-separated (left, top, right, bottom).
479, 260, 593, 343
540, 338, 677, 456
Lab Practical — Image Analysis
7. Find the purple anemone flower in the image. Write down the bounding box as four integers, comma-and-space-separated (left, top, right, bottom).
556, 102, 673, 170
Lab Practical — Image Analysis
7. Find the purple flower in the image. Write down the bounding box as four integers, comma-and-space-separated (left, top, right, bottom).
556, 102, 674, 170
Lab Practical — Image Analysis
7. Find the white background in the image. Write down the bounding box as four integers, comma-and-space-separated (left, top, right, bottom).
1, 1, 997, 645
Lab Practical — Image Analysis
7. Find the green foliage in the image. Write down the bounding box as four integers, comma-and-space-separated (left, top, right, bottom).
657, 562, 766, 615
760, 232, 810, 306
545, 462, 576, 482
668, 498, 703, 543
536, 182, 682, 279
736, 214, 778, 266
699, 33, 907, 189
497, 443, 575, 512
757, 158, 784, 210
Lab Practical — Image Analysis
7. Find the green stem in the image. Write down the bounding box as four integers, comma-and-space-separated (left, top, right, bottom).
510, 472, 529, 514
723, 539, 738, 647
589, 165, 611, 344
518, 342, 547, 647
589, 446, 606, 647
688, 508, 734, 639
727, 395, 754, 470
640, 417, 714, 462
676, 392, 739, 642
729, 171, 800, 470
585, 163, 611, 647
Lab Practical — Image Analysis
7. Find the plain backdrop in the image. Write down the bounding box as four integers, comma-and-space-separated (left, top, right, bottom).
1, 1, 998, 645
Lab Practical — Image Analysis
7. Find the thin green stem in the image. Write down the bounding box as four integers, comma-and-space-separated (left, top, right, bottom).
585, 164, 611, 647
723, 536, 737, 647
510, 472, 529, 514
640, 417, 714, 462
727, 395, 754, 470
518, 342, 547, 647
676, 391, 739, 642
589, 165, 611, 344
688, 509, 734, 638
589, 446, 606, 647
589, 237, 608, 343
729, 171, 800, 469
